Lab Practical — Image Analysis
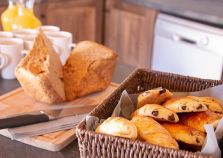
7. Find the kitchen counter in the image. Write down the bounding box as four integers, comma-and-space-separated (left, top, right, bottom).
125, 0, 223, 27
0, 61, 135, 158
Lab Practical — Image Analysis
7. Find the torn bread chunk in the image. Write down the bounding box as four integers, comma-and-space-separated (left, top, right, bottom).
63, 41, 118, 101
15, 30, 65, 104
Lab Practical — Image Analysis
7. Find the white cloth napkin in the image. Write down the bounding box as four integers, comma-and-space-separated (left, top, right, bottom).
6, 113, 87, 139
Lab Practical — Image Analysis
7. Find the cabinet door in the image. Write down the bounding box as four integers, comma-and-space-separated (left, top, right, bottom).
43, 0, 103, 43
105, 1, 158, 68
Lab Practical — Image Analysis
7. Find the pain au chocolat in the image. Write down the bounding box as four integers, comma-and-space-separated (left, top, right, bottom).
137, 87, 173, 109
180, 110, 222, 132
162, 123, 205, 147
163, 97, 208, 113
132, 104, 179, 122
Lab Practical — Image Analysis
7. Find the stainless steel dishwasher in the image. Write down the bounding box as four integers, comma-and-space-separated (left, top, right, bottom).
151, 13, 223, 80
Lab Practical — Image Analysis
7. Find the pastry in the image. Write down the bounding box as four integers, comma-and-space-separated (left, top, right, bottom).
15, 30, 65, 104
163, 97, 208, 113
132, 104, 179, 122
63, 41, 118, 100
137, 87, 173, 109
162, 123, 205, 146
95, 117, 137, 140
181, 110, 222, 132
188, 96, 223, 113
131, 115, 179, 149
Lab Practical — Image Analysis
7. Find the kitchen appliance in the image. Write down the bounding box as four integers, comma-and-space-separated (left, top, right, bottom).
151, 13, 223, 80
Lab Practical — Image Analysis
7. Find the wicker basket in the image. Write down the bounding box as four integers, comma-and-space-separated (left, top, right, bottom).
76, 69, 222, 158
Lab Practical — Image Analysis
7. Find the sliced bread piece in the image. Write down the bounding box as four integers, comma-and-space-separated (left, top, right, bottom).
15, 30, 65, 104
63, 41, 118, 100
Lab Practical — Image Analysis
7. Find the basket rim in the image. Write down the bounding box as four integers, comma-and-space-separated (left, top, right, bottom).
76, 127, 208, 157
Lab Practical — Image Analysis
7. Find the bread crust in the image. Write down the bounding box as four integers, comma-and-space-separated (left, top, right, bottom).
63, 41, 118, 100
15, 30, 65, 104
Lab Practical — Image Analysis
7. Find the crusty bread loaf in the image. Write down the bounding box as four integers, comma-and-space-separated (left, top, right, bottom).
95, 117, 138, 140
15, 30, 65, 104
63, 41, 118, 100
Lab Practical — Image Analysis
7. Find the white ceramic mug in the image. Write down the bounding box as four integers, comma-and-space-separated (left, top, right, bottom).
0, 38, 24, 79
23, 36, 61, 56
13, 29, 38, 39
37, 25, 60, 32
0, 31, 13, 38
45, 31, 75, 64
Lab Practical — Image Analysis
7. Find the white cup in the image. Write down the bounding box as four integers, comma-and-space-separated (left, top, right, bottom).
23, 39, 61, 56
13, 29, 38, 39
0, 31, 13, 38
37, 25, 60, 32
45, 31, 75, 64
0, 38, 24, 79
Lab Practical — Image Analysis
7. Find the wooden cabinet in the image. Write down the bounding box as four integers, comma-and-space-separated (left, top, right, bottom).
41, 0, 104, 43
104, 0, 158, 68
0, 0, 104, 43
0, 0, 157, 67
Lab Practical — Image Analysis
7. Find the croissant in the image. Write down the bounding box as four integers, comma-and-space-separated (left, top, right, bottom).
95, 117, 137, 139
131, 115, 179, 149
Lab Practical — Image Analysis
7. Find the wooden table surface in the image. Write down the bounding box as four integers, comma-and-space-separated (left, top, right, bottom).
0, 61, 135, 158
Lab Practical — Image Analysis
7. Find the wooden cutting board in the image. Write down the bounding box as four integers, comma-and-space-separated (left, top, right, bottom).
0, 83, 118, 151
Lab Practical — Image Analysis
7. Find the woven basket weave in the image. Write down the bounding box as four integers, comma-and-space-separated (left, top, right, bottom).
76, 69, 222, 158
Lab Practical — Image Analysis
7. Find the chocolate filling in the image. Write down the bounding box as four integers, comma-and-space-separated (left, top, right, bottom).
168, 114, 175, 121
152, 111, 159, 116
196, 137, 200, 143
197, 104, 203, 110
181, 106, 187, 110
159, 88, 166, 95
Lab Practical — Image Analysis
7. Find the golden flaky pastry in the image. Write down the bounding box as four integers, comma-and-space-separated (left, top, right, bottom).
187, 96, 223, 113
95, 117, 137, 140
132, 104, 179, 122
15, 30, 65, 104
137, 87, 173, 109
163, 97, 208, 113
180, 110, 222, 132
131, 116, 179, 149
63, 41, 118, 100
162, 123, 205, 146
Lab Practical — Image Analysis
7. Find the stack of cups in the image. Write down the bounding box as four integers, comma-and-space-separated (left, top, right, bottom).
0, 25, 75, 79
